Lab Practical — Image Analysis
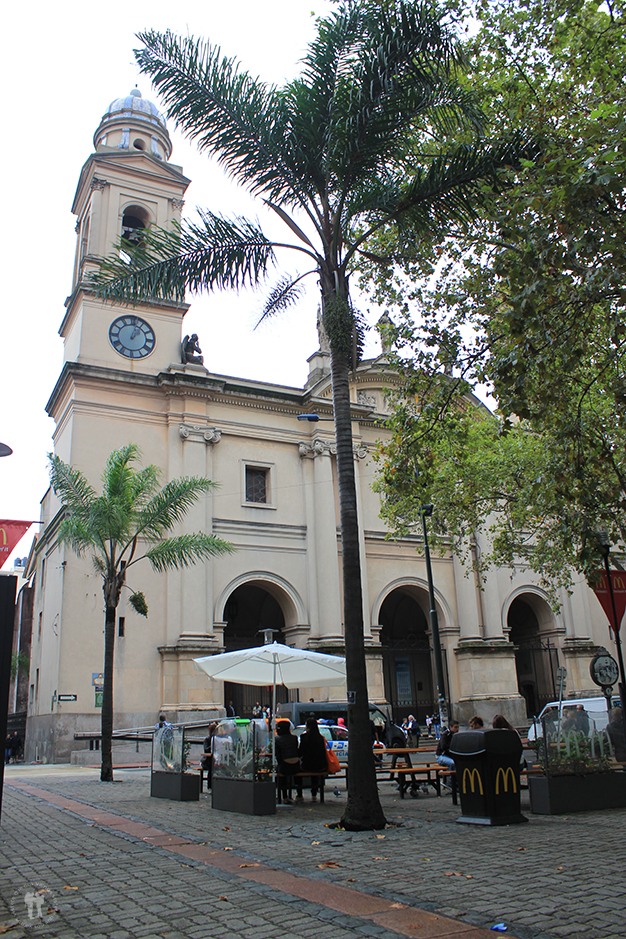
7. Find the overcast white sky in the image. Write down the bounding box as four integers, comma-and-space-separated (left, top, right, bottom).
2, 0, 398, 565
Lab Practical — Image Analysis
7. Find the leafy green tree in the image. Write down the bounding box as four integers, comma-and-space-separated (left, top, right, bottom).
364, 0, 626, 580
91, 1, 534, 828
50, 444, 233, 782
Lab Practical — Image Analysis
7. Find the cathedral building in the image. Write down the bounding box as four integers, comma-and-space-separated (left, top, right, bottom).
24, 90, 607, 762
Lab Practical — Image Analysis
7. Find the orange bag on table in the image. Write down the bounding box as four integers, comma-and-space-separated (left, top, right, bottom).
326, 743, 341, 774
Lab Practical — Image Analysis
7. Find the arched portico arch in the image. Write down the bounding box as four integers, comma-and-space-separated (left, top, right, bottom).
215, 571, 306, 630
215, 573, 308, 717
503, 586, 559, 717
374, 578, 452, 725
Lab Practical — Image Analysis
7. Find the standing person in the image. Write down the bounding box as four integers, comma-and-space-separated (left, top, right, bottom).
432, 713, 441, 740
436, 721, 459, 770
252, 702, 262, 718
274, 720, 302, 804
298, 717, 328, 802
10, 732, 22, 763
406, 715, 420, 748
154, 714, 172, 730
425, 714, 433, 737
226, 701, 236, 718
5, 734, 12, 765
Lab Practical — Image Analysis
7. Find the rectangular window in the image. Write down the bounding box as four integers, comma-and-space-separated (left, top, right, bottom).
118, 616, 125, 638
246, 466, 268, 504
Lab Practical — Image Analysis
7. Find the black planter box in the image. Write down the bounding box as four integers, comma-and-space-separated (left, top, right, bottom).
529, 772, 626, 814
151, 771, 200, 802
212, 777, 276, 815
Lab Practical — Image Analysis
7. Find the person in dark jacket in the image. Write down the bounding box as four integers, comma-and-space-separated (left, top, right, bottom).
607, 707, 626, 761
298, 717, 328, 801
274, 721, 302, 803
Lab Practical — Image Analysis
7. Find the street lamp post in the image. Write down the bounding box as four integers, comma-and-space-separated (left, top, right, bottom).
420, 504, 449, 728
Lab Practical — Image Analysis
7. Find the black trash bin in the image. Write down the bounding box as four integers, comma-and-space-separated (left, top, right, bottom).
450, 729, 528, 826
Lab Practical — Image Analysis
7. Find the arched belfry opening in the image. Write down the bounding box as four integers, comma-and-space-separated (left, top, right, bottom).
121, 205, 149, 249
221, 581, 287, 717
379, 586, 442, 725
507, 594, 559, 717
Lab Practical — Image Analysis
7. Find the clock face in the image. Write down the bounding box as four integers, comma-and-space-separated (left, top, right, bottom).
590, 653, 619, 687
109, 316, 155, 358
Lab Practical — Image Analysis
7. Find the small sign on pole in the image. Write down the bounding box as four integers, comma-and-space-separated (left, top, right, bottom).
58, 694, 77, 702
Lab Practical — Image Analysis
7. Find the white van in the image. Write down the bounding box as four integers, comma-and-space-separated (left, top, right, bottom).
527, 695, 620, 741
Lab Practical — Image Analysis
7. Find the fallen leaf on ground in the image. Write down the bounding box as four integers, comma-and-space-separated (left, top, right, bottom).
222, 827, 230, 831
318, 861, 341, 868
346, 878, 355, 882
390, 903, 404, 909
422, 858, 431, 861
373, 857, 389, 861
376, 834, 385, 839
518, 847, 526, 851
466, 876, 473, 879
238, 863, 260, 868
0, 924, 19, 934
63, 886, 79, 890
556, 866, 563, 871
311, 841, 321, 845
218, 896, 228, 901
224, 847, 233, 851
443, 871, 464, 877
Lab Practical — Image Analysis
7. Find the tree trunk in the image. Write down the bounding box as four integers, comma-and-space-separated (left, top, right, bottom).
323, 281, 386, 830
101, 604, 116, 781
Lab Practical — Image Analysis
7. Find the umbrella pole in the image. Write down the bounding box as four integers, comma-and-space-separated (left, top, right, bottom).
272, 656, 277, 784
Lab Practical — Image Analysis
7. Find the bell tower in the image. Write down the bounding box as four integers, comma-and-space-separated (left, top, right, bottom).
60, 89, 191, 373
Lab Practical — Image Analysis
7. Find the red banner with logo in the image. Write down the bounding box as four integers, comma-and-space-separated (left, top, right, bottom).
592, 570, 626, 634
0, 520, 33, 569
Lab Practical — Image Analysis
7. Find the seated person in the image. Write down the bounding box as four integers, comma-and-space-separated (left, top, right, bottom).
298, 717, 328, 801
469, 716, 484, 730
274, 720, 302, 803
607, 707, 626, 762
436, 721, 459, 770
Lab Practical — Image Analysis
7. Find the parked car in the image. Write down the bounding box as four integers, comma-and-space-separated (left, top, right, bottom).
293, 722, 349, 763
527, 695, 619, 741
276, 700, 406, 748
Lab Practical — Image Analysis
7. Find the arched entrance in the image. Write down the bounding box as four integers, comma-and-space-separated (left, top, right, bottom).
507, 594, 559, 717
221, 580, 289, 717
378, 587, 441, 725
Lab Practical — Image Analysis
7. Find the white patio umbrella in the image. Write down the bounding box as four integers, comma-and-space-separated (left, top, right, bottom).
193, 642, 346, 722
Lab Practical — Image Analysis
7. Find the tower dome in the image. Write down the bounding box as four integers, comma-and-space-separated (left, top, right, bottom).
93, 88, 172, 161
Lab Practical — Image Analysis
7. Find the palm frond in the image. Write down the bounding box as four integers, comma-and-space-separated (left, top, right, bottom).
50, 455, 97, 513
144, 532, 235, 574
133, 477, 218, 543
347, 133, 540, 253
135, 30, 315, 207
90, 213, 276, 305
256, 274, 310, 326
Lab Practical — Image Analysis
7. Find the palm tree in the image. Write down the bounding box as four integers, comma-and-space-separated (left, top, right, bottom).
50, 444, 233, 782
92, 1, 537, 826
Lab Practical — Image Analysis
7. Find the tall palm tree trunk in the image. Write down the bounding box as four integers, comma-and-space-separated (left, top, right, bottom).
325, 284, 386, 830
101, 605, 116, 781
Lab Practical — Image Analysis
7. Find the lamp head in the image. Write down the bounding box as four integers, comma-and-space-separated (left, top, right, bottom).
421, 503, 434, 518
297, 414, 320, 422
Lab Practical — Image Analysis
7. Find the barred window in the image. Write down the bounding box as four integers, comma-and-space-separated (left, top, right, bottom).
246, 467, 268, 504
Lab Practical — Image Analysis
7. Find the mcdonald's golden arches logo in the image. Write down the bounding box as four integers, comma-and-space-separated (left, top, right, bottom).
462, 767, 483, 795
495, 766, 517, 794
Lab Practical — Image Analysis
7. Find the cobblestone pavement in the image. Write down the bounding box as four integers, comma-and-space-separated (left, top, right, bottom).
0, 765, 624, 939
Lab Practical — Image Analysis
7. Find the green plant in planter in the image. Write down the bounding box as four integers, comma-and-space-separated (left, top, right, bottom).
534, 731, 614, 775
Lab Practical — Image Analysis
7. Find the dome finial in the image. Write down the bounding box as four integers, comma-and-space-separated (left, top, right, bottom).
130, 87, 142, 98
